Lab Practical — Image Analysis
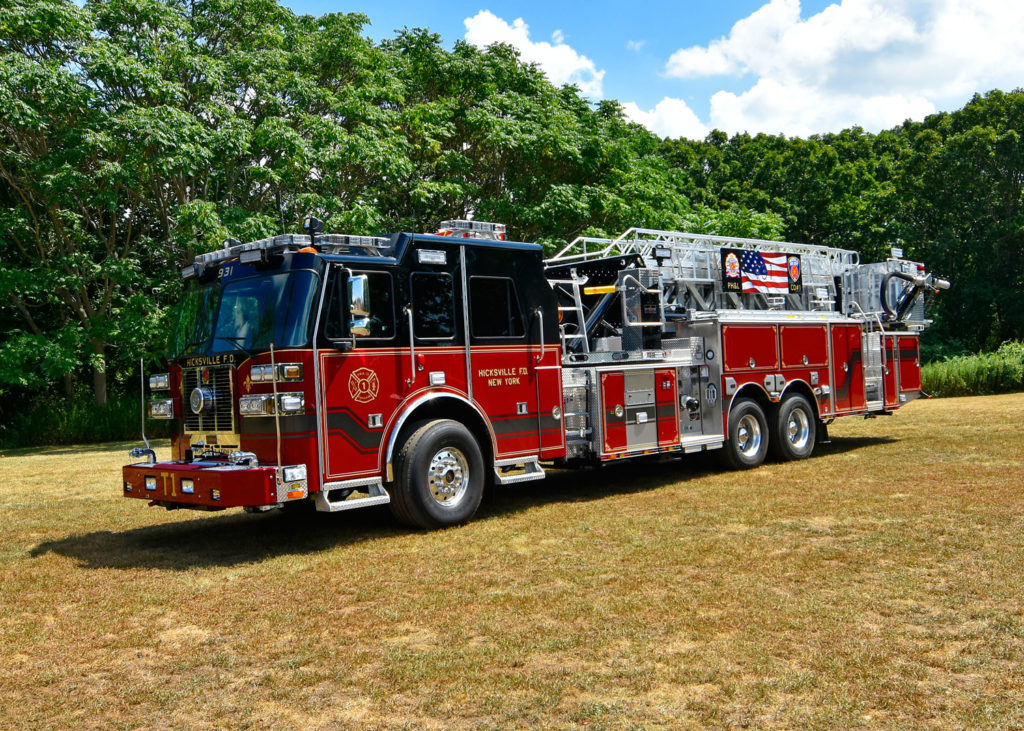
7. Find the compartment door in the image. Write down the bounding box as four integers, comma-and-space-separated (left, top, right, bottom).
600, 372, 626, 455
884, 335, 900, 408
831, 325, 866, 413
536, 365, 566, 458
898, 335, 922, 394
656, 368, 679, 447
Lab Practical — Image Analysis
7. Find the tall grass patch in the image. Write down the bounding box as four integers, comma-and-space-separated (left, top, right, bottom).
922, 340, 1024, 397
0, 391, 172, 448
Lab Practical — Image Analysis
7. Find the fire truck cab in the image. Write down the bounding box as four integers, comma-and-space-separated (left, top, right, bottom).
124, 220, 947, 528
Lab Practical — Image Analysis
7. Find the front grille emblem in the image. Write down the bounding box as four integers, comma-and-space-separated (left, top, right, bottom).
183, 365, 234, 433
190, 386, 214, 415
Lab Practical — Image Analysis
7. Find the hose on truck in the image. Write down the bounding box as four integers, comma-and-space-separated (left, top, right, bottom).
879, 270, 951, 322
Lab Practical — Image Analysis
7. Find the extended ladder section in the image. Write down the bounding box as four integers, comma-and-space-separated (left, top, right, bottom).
545, 226, 948, 359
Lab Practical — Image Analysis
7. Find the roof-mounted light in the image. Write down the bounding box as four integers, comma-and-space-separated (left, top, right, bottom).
437, 220, 506, 241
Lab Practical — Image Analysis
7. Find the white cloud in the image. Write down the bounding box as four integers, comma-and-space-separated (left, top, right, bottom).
464, 10, 605, 98
622, 98, 709, 140
626, 39, 646, 52
663, 0, 1024, 135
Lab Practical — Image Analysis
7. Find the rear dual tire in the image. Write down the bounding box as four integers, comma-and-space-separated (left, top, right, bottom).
723, 393, 817, 469
770, 393, 817, 461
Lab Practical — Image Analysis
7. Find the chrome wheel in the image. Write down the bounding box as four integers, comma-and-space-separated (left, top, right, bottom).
771, 394, 817, 461
786, 407, 811, 450
736, 413, 762, 458
427, 447, 470, 508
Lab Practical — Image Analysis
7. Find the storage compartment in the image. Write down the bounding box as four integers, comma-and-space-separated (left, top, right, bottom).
723, 325, 779, 372
897, 335, 922, 393
781, 325, 828, 368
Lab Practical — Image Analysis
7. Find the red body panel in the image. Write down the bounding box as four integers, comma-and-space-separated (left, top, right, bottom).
884, 336, 900, 408
320, 347, 424, 481
236, 351, 321, 478
472, 346, 552, 459
655, 368, 679, 447
600, 372, 627, 454
897, 335, 922, 393
536, 364, 567, 458
780, 325, 831, 415
780, 325, 828, 368
830, 325, 866, 413
723, 325, 779, 372
122, 462, 278, 508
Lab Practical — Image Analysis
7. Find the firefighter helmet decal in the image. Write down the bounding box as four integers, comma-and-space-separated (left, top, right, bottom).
348, 367, 380, 403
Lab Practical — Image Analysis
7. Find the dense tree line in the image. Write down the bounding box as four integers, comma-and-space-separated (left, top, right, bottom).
1, 0, 1021, 422
662, 92, 1024, 358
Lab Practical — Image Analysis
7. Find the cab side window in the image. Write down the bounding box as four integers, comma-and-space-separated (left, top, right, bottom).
324, 270, 395, 341
470, 277, 524, 339
411, 272, 455, 339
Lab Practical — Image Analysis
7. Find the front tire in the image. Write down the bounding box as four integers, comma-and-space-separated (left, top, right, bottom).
391, 419, 485, 529
771, 393, 817, 461
723, 398, 769, 470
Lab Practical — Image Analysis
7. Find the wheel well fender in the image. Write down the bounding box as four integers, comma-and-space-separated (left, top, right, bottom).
383, 394, 495, 482
727, 382, 772, 427
779, 379, 821, 420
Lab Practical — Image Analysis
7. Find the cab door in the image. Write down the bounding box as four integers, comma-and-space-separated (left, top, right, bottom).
319, 267, 402, 481
467, 275, 542, 459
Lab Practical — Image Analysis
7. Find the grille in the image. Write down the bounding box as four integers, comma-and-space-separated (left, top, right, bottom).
182, 365, 236, 433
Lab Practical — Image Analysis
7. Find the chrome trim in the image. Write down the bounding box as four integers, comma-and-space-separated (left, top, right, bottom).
311, 264, 331, 495
726, 382, 771, 430
735, 412, 763, 457
535, 307, 545, 363
384, 392, 497, 483
426, 446, 471, 507
404, 305, 416, 386
460, 246, 473, 402
138, 357, 151, 452
270, 343, 282, 468
779, 379, 821, 419
315, 479, 390, 512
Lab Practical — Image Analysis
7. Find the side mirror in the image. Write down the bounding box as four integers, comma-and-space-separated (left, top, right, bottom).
348, 274, 371, 337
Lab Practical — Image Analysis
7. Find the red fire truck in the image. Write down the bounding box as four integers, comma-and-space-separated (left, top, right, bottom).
123, 219, 948, 528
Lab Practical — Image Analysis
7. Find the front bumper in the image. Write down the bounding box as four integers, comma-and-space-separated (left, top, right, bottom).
122, 460, 303, 509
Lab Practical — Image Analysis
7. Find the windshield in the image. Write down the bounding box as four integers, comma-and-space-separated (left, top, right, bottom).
169, 271, 320, 358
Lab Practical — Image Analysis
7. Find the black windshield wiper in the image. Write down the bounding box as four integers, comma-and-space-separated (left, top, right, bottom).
213, 336, 251, 353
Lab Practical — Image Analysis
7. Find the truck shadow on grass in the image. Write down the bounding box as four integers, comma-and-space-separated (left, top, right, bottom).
30, 434, 893, 571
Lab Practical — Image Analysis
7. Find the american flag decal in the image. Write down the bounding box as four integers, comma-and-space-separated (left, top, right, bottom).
739, 250, 789, 294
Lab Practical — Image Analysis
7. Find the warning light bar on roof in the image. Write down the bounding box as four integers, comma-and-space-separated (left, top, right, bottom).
436, 220, 506, 241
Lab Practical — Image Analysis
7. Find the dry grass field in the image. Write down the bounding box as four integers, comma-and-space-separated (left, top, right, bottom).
2, 393, 1023, 729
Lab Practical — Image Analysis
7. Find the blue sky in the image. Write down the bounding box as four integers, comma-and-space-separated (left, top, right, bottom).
282, 0, 1024, 139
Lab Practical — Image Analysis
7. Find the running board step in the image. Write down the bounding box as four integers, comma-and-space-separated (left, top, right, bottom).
315, 480, 390, 512
493, 459, 546, 485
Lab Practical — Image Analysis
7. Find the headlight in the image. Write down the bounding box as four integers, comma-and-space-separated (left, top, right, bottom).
149, 373, 170, 390
239, 393, 304, 416
239, 394, 271, 415
149, 399, 174, 419
250, 363, 302, 382
282, 465, 307, 482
